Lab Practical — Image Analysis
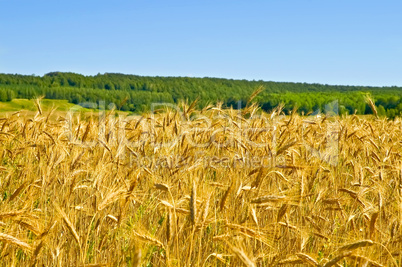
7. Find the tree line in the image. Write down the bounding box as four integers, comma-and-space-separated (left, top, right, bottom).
0, 72, 401, 118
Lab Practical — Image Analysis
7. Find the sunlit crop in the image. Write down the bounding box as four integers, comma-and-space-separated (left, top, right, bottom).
0, 99, 401, 266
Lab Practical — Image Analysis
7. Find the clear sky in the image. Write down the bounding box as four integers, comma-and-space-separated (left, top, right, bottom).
0, 0, 401, 86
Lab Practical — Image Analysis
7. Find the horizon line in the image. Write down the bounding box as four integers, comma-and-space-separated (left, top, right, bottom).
0, 71, 401, 88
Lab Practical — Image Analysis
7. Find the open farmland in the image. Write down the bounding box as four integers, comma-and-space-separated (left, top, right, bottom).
0, 100, 401, 266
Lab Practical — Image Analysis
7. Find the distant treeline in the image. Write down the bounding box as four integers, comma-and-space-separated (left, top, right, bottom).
0, 72, 401, 118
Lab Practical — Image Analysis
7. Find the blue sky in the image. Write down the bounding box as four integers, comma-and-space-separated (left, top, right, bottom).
0, 0, 401, 86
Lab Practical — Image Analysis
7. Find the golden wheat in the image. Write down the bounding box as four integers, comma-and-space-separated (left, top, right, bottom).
0, 100, 401, 266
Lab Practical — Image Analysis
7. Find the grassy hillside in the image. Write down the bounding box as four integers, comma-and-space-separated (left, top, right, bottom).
0, 72, 402, 117
0, 99, 99, 119
0, 99, 80, 112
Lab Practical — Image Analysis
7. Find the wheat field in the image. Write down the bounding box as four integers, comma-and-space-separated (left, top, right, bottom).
0, 100, 401, 266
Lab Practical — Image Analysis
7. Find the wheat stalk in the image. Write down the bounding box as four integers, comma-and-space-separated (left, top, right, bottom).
0, 232, 32, 252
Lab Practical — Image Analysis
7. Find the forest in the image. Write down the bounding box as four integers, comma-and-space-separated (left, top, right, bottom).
0, 72, 401, 118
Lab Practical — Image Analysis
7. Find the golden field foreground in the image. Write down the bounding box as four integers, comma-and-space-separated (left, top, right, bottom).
0, 101, 401, 266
